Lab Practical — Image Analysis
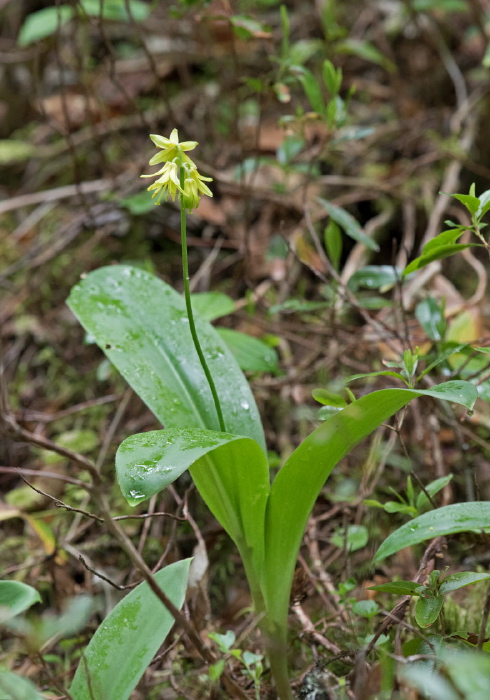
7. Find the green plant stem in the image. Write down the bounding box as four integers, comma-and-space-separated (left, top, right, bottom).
178, 161, 226, 433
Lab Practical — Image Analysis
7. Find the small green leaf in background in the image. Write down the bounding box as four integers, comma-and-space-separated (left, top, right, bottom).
18, 6, 74, 46
369, 580, 422, 596
318, 199, 380, 251
0, 141, 37, 165
312, 388, 347, 408
415, 474, 453, 511
0, 581, 41, 623
209, 630, 236, 653
324, 220, 342, 271
0, 669, 45, 700
216, 328, 278, 373
296, 67, 325, 114
70, 560, 190, 700
330, 524, 369, 552
336, 38, 396, 72
191, 292, 235, 322
415, 595, 444, 627
375, 502, 490, 562
351, 600, 378, 619
347, 265, 401, 292
415, 297, 446, 341
119, 190, 155, 215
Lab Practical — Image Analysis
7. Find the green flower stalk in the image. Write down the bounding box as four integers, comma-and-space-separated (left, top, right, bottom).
142, 130, 225, 432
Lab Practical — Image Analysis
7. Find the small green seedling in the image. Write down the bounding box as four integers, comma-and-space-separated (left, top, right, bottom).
365, 474, 454, 518
209, 631, 264, 700
404, 183, 490, 275
370, 569, 490, 628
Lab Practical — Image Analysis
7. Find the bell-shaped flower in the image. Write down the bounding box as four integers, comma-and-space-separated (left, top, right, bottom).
142, 159, 183, 205
181, 166, 213, 211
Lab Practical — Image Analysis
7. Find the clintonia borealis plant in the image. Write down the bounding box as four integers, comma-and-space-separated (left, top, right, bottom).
67, 131, 479, 699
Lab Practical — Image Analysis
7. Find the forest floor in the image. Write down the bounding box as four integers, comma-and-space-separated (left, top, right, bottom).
2, 1, 490, 698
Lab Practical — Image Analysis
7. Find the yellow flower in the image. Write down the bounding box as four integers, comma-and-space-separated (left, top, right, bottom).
148, 129, 198, 166
181, 167, 213, 211
143, 160, 183, 205
142, 130, 213, 210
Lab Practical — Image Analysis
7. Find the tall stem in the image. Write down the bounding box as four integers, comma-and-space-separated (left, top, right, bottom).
179, 159, 226, 433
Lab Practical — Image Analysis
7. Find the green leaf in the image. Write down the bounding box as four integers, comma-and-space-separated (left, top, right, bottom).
0, 581, 41, 623
369, 580, 422, 596
477, 189, 490, 219
347, 265, 401, 292
318, 199, 380, 251
415, 297, 446, 341
116, 429, 269, 593
70, 560, 190, 700
322, 60, 341, 95
415, 475, 453, 511
297, 67, 325, 114
262, 382, 476, 643
119, 190, 155, 215
80, 0, 150, 21
324, 220, 342, 271
422, 228, 466, 254
375, 502, 490, 562
336, 38, 396, 72
400, 664, 459, 700
191, 292, 235, 321
439, 571, 490, 595
417, 344, 468, 381
351, 600, 378, 618
67, 266, 265, 451
347, 371, 406, 383
330, 524, 368, 552
0, 669, 45, 700
415, 595, 444, 627
312, 388, 347, 408
450, 193, 481, 215
216, 328, 278, 373
404, 244, 474, 275
0, 141, 36, 165
17, 6, 74, 46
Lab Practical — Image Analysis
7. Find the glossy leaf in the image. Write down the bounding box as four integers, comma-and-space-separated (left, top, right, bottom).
262, 383, 477, 640
70, 560, 190, 700
67, 266, 265, 451
415, 595, 444, 627
216, 328, 278, 373
0, 581, 41, 623
439, 571, 490, 595
415, 297, 446, 341
375, 502, 490, 562
116, 429, 269, 588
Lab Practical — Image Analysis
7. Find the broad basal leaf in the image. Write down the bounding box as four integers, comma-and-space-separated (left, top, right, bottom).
70, 560, 190, 700
262, 383, 477, 640
68, 266, 265, 451
116, 429, 270, 591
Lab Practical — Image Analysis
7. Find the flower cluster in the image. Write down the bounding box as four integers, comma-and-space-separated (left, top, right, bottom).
141, 129, 213, 211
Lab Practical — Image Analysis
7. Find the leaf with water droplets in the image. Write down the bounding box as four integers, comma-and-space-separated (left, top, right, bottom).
67, 266, 265, 450
375, 502, 490, 562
